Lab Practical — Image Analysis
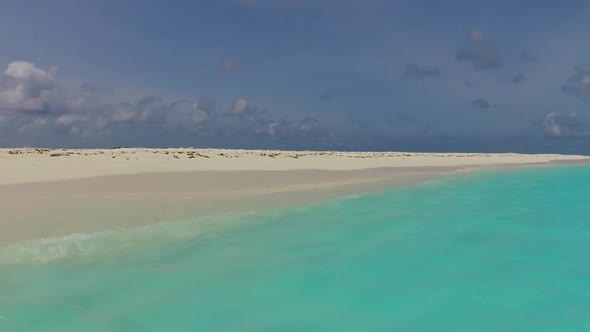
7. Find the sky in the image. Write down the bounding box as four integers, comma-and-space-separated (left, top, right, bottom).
1, 0, 590, 152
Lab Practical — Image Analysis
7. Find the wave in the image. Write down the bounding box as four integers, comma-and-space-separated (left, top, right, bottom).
0, 217, 216, 265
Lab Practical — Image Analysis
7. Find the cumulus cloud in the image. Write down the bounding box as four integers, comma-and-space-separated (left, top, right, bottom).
111, 106, 136, 123
56, 114, 82, 126
544, 111, 589, 137
161, 100, 209, 131
471, 98, 493, 109
266, 119, 305, 139
192, 108, 208, 125
562, 65, 590, 100
230, 97, 249, 115
456, 30, 502, 70
6, 61, 54, 81
402, 63, 443, 79
0, 61, 59, 113
267, 122, 279, 136
0, 60, 345, 148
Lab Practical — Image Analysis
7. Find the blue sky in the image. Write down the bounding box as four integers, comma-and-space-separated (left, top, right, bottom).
1, 0, 590, 152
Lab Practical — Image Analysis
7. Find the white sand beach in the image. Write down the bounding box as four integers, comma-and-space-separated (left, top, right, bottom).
0, 148, 588, 245
1, 148, 588, 184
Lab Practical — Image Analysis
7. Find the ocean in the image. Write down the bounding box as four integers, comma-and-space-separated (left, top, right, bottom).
1, 166, 590, 331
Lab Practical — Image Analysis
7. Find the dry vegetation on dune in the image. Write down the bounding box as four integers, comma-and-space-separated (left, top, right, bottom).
0, 147, 551, 161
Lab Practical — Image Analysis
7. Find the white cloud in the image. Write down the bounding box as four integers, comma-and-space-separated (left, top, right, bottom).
544, 112, 561, 136
111, 108, 135, 123
65, 96, 88, 113
544, 111, 588, 137
56, 114, 81, 126
267, 122, 278, 135
192, 109, 208, 125
5, 61, 54, 82
231, 97, 248, 115
0, 60, 336, 147
0, 61, 58, 112
562, 65, 590, 99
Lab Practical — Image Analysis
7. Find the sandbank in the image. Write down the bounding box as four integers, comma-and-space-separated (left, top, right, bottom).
0, 148, 587, 245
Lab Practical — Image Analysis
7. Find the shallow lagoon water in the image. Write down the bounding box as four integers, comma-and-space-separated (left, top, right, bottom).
2, 166, 590, 331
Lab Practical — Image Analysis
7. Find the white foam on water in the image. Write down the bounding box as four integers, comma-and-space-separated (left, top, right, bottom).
338, 194, 362, 200
0, 232, 105, 264
0, 211, 259, 266
0, 219, 206, 265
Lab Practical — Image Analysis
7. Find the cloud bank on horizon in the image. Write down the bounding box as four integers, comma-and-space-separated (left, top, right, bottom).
1, 0, 590, 152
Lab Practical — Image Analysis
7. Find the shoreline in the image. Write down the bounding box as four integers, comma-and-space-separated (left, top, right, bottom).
1, 148, 588, 185
0, 167, 459, 245
1, 148, 589, 245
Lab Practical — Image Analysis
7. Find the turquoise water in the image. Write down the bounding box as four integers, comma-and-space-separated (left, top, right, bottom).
2, 166, 590, 331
